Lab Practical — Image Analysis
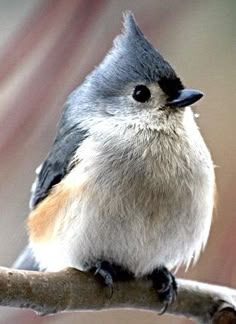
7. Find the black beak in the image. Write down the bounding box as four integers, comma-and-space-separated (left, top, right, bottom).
167, 89, 204, 108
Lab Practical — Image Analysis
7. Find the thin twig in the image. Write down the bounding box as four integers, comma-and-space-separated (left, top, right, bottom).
0, 267, 235, 323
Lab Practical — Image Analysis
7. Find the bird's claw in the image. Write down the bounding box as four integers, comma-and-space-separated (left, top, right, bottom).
150, 266, 178, 314
93, 261, 115, 298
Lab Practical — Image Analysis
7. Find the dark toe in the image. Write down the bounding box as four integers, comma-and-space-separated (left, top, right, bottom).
149, 266, 177, 313
92, 261, 115, 298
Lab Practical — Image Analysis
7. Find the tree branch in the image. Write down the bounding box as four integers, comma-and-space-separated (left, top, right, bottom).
0, 267, 235, 323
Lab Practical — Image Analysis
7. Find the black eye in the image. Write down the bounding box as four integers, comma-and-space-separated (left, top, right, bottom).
132, 85, 151, 103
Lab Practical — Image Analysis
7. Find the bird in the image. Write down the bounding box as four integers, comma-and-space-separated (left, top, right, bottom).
14, 12, 215, 309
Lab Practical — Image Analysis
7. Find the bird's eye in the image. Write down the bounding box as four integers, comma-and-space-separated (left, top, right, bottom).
132, 85, 151, 103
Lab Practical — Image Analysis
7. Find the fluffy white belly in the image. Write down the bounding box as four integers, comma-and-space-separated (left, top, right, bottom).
31, 168, 213, 277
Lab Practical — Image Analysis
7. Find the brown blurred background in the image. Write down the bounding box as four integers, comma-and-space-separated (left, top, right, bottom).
0, 0, 235, 323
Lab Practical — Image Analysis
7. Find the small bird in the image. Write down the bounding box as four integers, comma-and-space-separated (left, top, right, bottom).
14, 12, 215, 309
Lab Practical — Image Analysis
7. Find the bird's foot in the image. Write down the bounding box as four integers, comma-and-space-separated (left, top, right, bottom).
149, 266, 177, 314
92, 261, 134, 298
93, 261, 115, 297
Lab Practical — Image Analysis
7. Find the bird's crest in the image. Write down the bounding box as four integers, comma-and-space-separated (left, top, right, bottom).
87, 12, 184, 99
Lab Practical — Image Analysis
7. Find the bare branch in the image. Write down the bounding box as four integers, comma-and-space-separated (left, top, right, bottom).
0, 266, 235, 323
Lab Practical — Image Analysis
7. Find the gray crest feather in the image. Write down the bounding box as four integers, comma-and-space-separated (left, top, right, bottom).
86, 12, 184, 99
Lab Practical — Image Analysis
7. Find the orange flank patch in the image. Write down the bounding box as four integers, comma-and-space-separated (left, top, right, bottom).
28, 174, 87, 243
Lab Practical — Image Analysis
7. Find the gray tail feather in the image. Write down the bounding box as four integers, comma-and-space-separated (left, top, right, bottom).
12, 244, 39, 271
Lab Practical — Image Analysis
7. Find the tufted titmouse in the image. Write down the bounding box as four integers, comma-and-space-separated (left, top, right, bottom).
14, 13, 215, 308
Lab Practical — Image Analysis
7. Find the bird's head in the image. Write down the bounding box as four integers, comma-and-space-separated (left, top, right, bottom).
74, 12, 203, 130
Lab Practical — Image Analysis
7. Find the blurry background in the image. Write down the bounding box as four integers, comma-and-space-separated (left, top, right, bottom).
0, 0, 235, 323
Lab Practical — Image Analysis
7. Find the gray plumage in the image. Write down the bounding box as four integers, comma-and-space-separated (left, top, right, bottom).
14, 13, 215, 279
29, 13, 184, 210
13, 244, 39, 271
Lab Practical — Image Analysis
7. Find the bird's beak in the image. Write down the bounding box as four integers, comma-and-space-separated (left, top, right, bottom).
167, 89, 204, 108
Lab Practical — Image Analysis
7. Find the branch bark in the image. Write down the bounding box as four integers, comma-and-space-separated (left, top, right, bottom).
0, 267, 235, 323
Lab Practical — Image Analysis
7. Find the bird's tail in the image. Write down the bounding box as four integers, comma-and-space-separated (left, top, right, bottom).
12, 244, 39, 271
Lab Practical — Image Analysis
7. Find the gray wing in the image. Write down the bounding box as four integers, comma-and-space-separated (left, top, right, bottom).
29, 94, 89, 208
14, 100, 88, 270
30, 124, 87, 208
